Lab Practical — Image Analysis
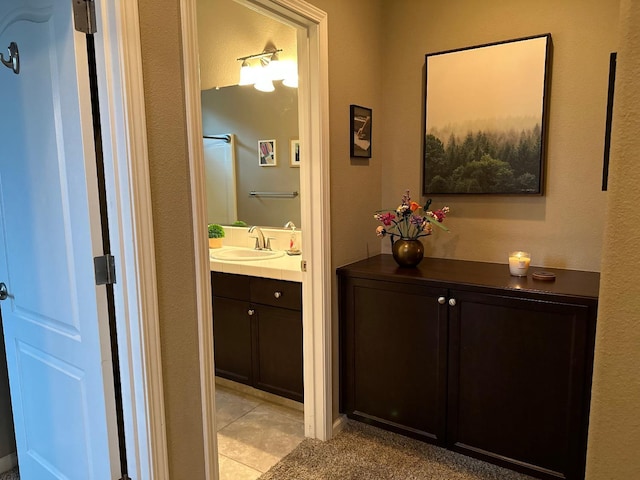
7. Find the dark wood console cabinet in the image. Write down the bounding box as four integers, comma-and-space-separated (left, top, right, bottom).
338, 255, 599, 480
212, 272, 303, 402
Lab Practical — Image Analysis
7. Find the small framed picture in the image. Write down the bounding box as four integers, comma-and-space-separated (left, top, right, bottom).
350, 104, 372, 158
258, 139, 277, 166
290, 139, 300, 167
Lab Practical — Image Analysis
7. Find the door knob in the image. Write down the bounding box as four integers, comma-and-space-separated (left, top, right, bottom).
247, 309, 255, 316
448, 298, 456, 307
274, 291, 282, 299
438, 296, 446, 304
0, 283, 8, 301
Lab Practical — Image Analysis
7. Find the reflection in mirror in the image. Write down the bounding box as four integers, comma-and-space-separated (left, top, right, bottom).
198, 0, 300, 228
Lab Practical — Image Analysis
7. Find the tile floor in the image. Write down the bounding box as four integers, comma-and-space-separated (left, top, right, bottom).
215, 381, 305, 480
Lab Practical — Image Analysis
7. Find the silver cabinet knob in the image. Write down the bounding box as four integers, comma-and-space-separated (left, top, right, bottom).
0, 283, 7, 301
448, 298, 456, 307
438, 296, 446, 304
248, 309, 255, 316
274, 291, 282, 299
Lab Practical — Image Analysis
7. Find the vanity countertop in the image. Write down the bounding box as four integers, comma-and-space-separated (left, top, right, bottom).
209, 246, 303, 282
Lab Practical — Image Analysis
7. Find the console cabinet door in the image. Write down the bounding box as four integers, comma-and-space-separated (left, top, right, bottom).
447, 290, 595, 480
341, 277, 448, 444
253, 305, 303, 402
212, 296, 253, 385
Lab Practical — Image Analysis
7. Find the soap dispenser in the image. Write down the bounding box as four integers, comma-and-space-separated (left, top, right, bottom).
284, 221, 301, 255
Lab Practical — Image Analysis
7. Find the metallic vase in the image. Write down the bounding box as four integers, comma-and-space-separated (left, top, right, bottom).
392, 239, 424, 267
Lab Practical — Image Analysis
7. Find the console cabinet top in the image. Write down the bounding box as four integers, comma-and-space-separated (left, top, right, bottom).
337, 255, 599, 302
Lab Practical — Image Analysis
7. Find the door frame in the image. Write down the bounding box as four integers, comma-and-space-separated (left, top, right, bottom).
180, 0, 332, 477
89, 0, 331, 478
92, 2, 170, 478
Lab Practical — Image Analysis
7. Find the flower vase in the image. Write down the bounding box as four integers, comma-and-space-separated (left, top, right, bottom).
392, 239, 424, 267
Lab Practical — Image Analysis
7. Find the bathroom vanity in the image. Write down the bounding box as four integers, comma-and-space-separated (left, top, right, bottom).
211, 272, 302, 402
209, 227, 303, 402
338, 255, 599, 480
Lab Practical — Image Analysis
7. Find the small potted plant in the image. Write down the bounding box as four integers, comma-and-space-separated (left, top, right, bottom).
208, 223, 225, 249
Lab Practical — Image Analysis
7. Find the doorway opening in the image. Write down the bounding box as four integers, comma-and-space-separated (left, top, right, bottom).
181, 0, 332, 477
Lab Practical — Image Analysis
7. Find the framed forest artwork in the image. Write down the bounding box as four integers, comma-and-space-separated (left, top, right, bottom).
422, 34, 552, 195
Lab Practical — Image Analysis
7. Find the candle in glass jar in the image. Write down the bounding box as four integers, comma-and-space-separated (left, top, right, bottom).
508, 251, 531, 276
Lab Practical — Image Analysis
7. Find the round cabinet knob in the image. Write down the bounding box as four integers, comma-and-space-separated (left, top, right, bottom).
247, 309, 255, 316
438, 296, 446, 305
274, 291, 282, 299
448, 298, 457, 307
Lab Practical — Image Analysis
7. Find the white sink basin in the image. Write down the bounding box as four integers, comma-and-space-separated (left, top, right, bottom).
210, 248, 285, 261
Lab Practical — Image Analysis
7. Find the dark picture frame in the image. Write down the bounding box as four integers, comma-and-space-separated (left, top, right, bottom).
350, 104, 372, 158
602, 52, 617, 191
290, 139, 300, 167
423, 34, 552, 195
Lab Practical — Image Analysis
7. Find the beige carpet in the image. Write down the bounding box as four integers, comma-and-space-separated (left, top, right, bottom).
0, 467, 18, 480
259, 420, 537, 480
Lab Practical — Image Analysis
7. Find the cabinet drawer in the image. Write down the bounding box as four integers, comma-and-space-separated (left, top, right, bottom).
211, 272, 250, 301
250, 277, 301, 310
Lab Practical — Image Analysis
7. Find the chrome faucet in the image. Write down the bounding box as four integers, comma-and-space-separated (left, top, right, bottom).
248, 226, 270, 250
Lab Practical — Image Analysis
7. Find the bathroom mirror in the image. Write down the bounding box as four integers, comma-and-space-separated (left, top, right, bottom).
198, 0, 301, 228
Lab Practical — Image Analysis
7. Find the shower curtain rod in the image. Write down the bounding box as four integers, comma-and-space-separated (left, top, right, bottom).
203, 134, 231, 143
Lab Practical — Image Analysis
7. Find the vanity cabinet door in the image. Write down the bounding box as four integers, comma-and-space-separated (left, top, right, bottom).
447, 290, 595, 480
212, 296, 253, 385
253, 304, 303, 402
340, 277, 448, 444
211, 271, 303, 401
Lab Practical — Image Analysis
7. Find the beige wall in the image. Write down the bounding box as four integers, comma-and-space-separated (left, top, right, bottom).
197, 0, 297, 90
586, 0, 640, 477
137, 1, 206, 477
135, 0, 639, 477
304, 0, 385, 420
381, 0, 619, 272
306, 0, 385, 266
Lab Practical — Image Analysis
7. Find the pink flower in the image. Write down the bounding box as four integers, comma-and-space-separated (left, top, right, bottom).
375, 212, 396, 226
430, 208, 449, 222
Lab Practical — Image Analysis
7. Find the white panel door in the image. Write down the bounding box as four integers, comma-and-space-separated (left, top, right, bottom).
203, 135, 238, 224
0, 1, 119, 478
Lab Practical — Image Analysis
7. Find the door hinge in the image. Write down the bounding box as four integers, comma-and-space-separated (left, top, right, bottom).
94, 254, 116, 285
72, 0, 97, 34
301, 260, 307, 272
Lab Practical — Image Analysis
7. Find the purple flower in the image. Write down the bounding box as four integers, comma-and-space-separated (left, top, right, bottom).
410, 215, 424, 226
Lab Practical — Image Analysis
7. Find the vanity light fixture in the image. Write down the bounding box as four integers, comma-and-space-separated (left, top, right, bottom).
237, 47, 297, 91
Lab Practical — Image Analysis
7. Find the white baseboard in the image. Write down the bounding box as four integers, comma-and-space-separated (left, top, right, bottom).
0, 452, 17, 473
215, 376, 304, 412
333, 414, 348, 437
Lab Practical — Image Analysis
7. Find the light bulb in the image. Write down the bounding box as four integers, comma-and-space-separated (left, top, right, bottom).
238, 60, 255, 86
281, 60, 298, 88
254, 77, 275, 92
267, 53, 285, 81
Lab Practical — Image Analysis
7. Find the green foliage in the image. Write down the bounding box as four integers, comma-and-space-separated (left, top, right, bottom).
424, 124, 541, 193
208, 223, 225, 238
